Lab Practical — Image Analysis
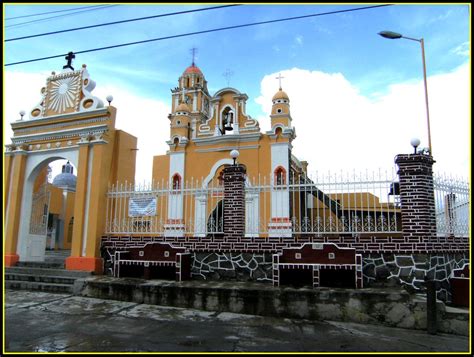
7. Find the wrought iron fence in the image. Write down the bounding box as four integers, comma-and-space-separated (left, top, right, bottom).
105, 179, 225, 236
104, 170, 469, 238
105, 168, 404, 236
29, 183, 50, 235
434, 173, 469, 237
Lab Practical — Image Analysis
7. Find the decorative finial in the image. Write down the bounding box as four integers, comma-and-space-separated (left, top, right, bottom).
19, 110, 25, 121
223, 68, 234, 87
106, 95, 113, 106
82, 64, 87, 68
276, 73, 284, 90
190, 47, 198, 66
63, 51, 75, 71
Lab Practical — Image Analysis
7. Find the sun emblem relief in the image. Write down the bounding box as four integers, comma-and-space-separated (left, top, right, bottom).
45, 72, 81, 115
29, 64, 104, 120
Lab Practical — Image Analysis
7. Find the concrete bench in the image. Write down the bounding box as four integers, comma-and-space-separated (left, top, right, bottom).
273, 243, 362, 288
114, 242, 191, 281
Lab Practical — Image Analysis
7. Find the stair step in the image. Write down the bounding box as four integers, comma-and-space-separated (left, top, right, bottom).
4, 273, 76, 285
17, 261, 65, 269
5, 280, 74, 294
5, 266, 92, 278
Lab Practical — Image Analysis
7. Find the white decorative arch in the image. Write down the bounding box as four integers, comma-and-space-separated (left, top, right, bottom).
213, 87, 241, 97
202, 158, 233, 188
270, 124, 285, 134
16, 148, 80, 262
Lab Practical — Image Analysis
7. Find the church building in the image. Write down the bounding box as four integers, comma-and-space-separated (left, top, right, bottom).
152, 60, 308, 238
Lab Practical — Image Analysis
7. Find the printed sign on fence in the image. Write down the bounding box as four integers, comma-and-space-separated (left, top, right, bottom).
128, 196, 156, 217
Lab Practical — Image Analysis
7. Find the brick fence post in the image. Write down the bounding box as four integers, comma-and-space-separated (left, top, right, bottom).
395, 153, 437, 242
223, 164, 246, 240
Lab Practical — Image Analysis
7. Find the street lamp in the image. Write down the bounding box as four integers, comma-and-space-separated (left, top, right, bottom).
378, 30, 432, 155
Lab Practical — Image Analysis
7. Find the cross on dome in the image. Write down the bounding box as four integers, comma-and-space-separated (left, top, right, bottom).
190, 47, 198, 66
276, 73, 285, 90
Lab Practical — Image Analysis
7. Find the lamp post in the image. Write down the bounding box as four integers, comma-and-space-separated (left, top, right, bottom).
378, 31, 432, 156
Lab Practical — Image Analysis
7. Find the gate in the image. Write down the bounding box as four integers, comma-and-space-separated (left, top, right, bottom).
27, 183, 51, 261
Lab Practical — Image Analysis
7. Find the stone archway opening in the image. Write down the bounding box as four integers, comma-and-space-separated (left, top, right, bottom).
17, 154, 79, 263
43, 159, 78, 252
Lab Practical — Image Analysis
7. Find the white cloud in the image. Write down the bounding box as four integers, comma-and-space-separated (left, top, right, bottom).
4, 70, 170, 184
94, 85, 170, 184
255, 63, 469, 179
295, 35, 303, 45
450, 41, 469, 57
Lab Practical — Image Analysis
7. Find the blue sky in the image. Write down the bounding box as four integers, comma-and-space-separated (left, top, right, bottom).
4, 3, 471, 182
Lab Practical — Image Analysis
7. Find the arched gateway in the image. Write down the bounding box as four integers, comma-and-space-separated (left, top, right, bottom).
4, 58, 137, 273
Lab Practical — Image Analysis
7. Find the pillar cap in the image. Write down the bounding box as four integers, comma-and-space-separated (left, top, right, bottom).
395, 153, 435, 165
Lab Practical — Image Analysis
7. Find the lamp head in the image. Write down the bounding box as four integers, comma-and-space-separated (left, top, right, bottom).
410, 138, 421, 154
106, 95, 113, 106
230, 149, 239, 165
378, 31, 403, 39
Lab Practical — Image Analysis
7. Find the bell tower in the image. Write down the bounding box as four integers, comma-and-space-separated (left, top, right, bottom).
170, 50, 212, 140
270, 73, 292, 131
266, 73, 295, 237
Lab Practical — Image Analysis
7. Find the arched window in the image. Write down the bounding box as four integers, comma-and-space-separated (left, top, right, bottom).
274, 166, 287, 185
172, 173, 181, 190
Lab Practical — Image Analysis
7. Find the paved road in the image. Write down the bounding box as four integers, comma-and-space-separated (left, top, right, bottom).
4, 289, 470, 353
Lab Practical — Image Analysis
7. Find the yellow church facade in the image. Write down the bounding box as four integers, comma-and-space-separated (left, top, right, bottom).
151, 62, 305, 238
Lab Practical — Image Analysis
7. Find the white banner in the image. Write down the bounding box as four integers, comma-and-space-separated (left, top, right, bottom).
128, 197, 156, 217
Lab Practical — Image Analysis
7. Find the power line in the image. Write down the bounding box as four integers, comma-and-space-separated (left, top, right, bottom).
5, 5, 118, 29
5, 5, 111, 20
5, 4, 393, 67
6, 4, 242, 42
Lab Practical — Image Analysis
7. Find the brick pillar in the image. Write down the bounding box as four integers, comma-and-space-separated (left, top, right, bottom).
223, 164, 246, 240
395, 154, 437, 242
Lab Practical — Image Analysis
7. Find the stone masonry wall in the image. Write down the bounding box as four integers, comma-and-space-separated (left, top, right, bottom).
101, 242, 468, 303
363, 252, 469, 302
191, 252, 273, 282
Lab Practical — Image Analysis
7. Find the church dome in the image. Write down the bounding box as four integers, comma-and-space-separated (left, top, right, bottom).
183, 64, 202, 75
175, 102, 190, 113
52, 161, 77, 190
272, 89, 289, 101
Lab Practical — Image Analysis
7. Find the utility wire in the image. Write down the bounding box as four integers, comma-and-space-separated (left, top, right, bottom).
5, 5, 118, 29
5, 4, 393, 67
6, 4, 242, 41
5, 5, 111, 20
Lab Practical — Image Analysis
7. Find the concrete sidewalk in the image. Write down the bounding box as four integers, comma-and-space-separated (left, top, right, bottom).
4, 289, 470, 353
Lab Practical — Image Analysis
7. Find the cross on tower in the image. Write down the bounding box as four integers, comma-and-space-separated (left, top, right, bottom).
276, 73, 284, 90
190, 47, 198, 66
223, 68, 234, 87
63, 51, 75, 70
